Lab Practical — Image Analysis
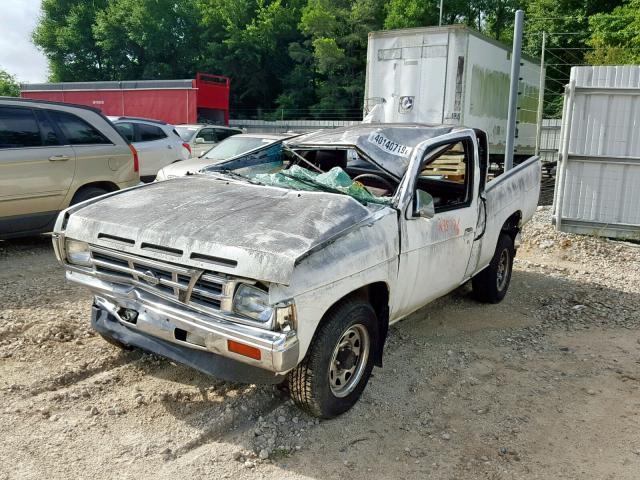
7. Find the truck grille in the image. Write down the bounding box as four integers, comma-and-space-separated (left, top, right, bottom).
89, 246, 233, 314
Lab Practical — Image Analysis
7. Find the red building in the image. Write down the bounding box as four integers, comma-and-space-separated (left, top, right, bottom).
21, 73, 230, 125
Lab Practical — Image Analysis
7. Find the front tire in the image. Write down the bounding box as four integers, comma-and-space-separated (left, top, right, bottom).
288, 298, 377, 419
472, 233, 515, 303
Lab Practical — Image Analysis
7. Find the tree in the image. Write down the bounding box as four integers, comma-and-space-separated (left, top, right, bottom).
32, 0, 629, 119
92, 0, 201, 79
197, 0, 306, 116
297, 0, 386, 118
33, 0, 110, 81
587, 0, 640, 64
0, 69, 20, 97
523, 0, 624, 116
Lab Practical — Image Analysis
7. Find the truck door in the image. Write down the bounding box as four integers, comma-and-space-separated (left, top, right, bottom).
395, 132, 479, 318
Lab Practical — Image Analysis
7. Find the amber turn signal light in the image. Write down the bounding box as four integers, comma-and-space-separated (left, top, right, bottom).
227, 340, 261, 360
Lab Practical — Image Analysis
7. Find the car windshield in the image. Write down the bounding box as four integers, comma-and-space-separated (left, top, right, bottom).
206, 143, 396, 206
175, 126, 199, 142
203, 136, 275, 161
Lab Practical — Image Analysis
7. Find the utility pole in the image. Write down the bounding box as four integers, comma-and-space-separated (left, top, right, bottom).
505, 9, 524, 171
535, 31, 547, 156
439, 0, 443, 26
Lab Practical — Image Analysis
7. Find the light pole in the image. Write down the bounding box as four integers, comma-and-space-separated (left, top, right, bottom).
439, 0, 443, 26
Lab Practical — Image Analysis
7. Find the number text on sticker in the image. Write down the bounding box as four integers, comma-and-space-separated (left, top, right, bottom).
368, 132, 412, 158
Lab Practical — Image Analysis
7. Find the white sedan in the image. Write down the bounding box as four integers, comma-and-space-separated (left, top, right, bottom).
109, 117, 190, 182
175, 124, 243, 158
155, 133, 290, 180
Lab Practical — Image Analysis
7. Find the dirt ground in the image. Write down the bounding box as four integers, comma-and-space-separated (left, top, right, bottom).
1, 207, 639, 480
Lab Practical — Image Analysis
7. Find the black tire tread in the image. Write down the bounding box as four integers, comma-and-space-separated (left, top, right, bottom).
472, 233, 515, 304
288, 297, 376, 419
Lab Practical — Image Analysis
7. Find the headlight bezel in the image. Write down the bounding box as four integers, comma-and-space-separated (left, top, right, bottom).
232, 283, 274, 325
65, 239, 92, 267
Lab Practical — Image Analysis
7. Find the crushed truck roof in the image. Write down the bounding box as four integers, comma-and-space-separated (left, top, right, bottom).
286, 123, 464, 178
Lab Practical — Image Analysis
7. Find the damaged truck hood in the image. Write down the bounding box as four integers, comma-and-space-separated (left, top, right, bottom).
63, 176, 386, 285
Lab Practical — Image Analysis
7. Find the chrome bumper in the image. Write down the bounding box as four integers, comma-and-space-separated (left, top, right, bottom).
66, 269, 299, 374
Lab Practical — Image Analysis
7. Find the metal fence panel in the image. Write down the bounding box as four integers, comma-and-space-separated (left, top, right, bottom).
554, 65, 640, 239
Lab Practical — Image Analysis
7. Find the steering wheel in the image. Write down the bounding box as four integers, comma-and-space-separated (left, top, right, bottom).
352, 173, 395, 196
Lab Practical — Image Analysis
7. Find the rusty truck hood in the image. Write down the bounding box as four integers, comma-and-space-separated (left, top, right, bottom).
63, 176, 385, 285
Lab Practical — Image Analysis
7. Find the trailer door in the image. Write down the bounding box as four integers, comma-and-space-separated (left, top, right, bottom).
375, 33, 449, 124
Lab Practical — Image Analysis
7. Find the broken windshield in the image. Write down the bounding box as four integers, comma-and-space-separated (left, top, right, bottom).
203, 139, 397, 206
254, 165, 393, 205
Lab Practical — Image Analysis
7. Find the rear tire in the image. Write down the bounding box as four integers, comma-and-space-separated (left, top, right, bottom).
70, 186, 109, 205
472, 233, 515, 303
288, 298, 377, 419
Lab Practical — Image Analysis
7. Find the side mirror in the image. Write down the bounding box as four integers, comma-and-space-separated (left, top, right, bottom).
195, 137, 205, 144
414, 190, 435, 219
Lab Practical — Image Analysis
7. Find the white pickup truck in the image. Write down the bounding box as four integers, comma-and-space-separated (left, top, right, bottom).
52, 124, 540, 418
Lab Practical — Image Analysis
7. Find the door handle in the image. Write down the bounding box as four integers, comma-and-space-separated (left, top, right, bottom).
464, 227, 474, 234
167, 145, 173, 149
48, 155, 70, 161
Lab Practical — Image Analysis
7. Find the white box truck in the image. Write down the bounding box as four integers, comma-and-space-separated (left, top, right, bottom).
364, 25, 541, 161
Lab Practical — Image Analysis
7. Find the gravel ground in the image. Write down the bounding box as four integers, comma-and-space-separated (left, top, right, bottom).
1, 207, 639, 479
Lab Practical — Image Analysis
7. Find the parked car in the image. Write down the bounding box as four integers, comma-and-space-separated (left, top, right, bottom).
0, 98, 139, 239
108, 117, 190, 182
52, 124, 541, 418
175, 124, 243, 158
155, 133, 292, 180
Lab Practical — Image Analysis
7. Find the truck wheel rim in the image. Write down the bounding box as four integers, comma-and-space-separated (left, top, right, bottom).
497, 249, 510, 291
329, 324, 370, 398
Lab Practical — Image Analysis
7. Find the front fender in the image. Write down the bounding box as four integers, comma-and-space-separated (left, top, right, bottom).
270, 211, 399, 362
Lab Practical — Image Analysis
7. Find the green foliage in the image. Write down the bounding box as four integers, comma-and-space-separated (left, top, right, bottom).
32, 0, 631, 119
0, 69, 20, 97
523, 0, 624, 117
587, 0, 640, 64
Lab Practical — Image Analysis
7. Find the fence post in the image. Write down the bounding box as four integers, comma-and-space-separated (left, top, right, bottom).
535, 31, 547, 156
505, 9, 524, 171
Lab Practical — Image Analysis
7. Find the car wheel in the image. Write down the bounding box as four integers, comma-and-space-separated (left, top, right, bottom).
472, 233, 515, 303
288, 298, 377, 419
70, 186, 109, 205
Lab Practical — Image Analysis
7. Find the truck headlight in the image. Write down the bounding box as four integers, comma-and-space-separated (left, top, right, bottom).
65, 239, 92, 267
233, 284, 274, 323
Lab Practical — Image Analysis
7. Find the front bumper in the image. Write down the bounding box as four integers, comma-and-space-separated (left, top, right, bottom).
67, 269, 299, 381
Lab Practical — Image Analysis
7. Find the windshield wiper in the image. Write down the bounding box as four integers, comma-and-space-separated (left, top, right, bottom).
210, 169, 264, 185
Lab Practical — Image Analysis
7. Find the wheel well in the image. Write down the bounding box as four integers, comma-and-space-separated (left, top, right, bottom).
72, 181, 119, 200
501, 210, 522, 241
322, 282, 390, 368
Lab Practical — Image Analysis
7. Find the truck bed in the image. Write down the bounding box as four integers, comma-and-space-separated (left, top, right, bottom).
474, 156, 541, 274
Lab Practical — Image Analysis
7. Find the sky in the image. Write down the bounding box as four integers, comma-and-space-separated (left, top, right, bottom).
0, 0, 49, 83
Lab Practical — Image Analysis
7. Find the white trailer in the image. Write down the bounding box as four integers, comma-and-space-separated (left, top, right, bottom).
364, 25, 541, 159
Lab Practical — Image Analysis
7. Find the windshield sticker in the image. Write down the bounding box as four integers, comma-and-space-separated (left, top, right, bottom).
368, 132, 413, 158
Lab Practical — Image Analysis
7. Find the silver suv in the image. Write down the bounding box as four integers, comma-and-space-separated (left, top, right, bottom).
0, 98, 139, 239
